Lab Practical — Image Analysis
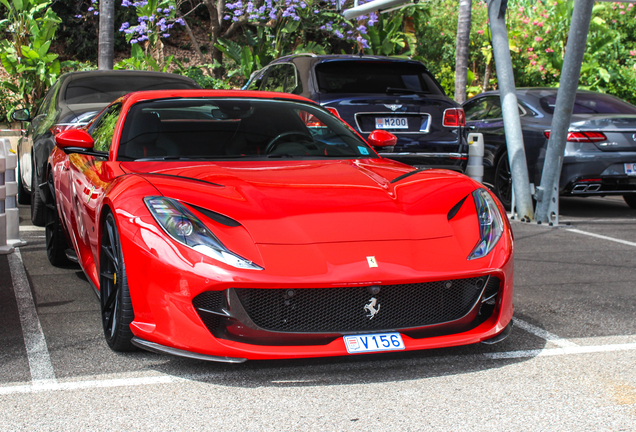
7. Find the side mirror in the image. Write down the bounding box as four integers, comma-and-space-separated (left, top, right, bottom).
368, 130, 398, 147
12, 108, 30, 122
55, 129, 95, 153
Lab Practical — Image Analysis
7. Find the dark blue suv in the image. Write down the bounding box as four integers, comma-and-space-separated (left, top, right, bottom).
244, 54, 467, 171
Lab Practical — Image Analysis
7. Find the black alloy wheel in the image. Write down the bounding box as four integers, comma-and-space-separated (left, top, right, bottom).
100, 212, 137, 351
45, 170, 70, 266
17, 161, 31, 205
30, 156, 46, 226
494, 152, 512, 210
623, 194, 636, 209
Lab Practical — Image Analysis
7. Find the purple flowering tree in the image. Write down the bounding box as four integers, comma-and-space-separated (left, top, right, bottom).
118, 0, 185, 67
199, 0, 378, 78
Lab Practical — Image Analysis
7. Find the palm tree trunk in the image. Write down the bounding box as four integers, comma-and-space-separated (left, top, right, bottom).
482, 59, 492, 92
98, 0, 115, 70
454, 0, 472, 103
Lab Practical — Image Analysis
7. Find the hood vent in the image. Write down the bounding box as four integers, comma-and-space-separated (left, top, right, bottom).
187, 203, 242, 227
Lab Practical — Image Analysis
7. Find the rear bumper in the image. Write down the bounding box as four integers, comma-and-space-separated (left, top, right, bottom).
562, 155, 636, 195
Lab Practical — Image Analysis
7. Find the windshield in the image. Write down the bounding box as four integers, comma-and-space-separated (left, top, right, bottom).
64, 76, 197, 105
117, 98, 376, 161
315, 61, 444, 95
540, 93, 636, 115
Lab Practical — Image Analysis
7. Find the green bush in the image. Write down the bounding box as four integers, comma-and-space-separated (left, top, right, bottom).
0, 0, 69, 114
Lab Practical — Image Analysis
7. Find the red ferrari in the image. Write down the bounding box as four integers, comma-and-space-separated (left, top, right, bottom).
47, 90, 514, 362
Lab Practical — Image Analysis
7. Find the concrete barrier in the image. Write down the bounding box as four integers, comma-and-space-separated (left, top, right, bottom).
0, 139, 15, 254
1, 138, 26, 248
0, 128, 24, 153
466, 133, 484, 184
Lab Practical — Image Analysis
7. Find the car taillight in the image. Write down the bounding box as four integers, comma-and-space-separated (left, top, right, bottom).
442, 108, 466, 127
543, 130, 607, 142
325, 107, 341, 118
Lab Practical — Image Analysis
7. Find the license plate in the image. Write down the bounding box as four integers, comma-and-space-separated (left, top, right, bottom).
344, 332, 405, 354
625, 163, 636, 176
376, 117, 408, 129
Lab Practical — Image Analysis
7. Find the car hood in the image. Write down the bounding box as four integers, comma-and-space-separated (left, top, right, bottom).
120, 159, 477, 245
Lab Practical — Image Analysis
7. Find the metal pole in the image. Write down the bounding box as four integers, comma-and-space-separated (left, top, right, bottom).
535, 0, 595, 224
487, 0, 534, 220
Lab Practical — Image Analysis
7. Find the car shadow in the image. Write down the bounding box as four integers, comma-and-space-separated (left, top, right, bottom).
123, 319, 548, 388
559, 196, 635, 219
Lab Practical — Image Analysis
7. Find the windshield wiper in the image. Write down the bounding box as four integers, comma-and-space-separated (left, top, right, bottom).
386, 87, 428, 96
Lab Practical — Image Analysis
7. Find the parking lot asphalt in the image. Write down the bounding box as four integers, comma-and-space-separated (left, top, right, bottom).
1, 197, 636, 431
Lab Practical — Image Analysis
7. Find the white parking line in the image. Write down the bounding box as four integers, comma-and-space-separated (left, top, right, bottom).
0, 376, 181, 395
18, 226, 45, 232
560, 219, 636, 223
566, 228, 636, 247
1, 341, 636, 395
513, 318, 578, 347
7, 249, 57, 387
485, 342, 636, 360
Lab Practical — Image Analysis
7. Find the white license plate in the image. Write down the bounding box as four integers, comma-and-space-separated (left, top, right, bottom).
376, 117, 408, 129
625, 163, 636, 176
344, 332, 405, 354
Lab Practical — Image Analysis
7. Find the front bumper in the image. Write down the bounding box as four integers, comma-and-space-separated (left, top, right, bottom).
118, 213, 514, 361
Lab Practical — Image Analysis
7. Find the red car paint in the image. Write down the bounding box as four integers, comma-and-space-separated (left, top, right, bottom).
49, 90, 514, 361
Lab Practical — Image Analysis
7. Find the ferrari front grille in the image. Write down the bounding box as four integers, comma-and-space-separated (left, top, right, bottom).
233, 276, 498, 333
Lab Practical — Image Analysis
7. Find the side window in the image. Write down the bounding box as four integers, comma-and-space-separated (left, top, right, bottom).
464, 99, 489, 121
262, 65, 289, 92
90, 104, 122, 153
285, 65, 303, 94
37, 79, 61, 117
484, 97, 502, 119
246, 69, 266, 90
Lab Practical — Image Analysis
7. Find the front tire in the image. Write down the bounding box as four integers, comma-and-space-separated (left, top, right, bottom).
100, 212, 137, 352
30, 157, 46, 226
494, 152, 512, 210
45, 171, 70, 266
623, 194, 636, 209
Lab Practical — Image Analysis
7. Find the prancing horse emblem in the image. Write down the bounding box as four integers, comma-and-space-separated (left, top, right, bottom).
364, 297, 381, 319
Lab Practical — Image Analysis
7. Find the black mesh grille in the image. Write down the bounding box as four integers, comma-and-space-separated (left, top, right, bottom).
193, 291, 223, 311
234, 277, 488, 333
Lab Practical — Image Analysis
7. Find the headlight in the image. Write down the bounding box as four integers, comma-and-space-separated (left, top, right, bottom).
468, 188, 504, 260
144, 196, 262, 270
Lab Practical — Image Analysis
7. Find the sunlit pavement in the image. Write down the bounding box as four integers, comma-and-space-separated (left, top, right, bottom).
1, 197, 635, 431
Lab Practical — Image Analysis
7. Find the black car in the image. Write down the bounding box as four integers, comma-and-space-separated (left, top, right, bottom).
243, 54, 467, 171
12, 70, 200, 226
463, 88, 636, 208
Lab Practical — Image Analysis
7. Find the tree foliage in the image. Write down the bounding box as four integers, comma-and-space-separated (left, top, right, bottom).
0, 0, 70, 114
